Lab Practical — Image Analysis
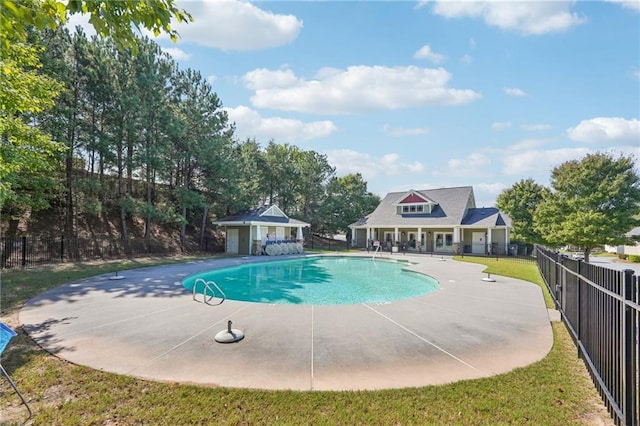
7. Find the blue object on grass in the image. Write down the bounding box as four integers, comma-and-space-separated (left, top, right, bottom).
1, 322, 32, 420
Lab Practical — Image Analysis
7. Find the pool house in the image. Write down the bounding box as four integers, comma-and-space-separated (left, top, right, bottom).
212, 205, 310, 255
349, 186, 513, 255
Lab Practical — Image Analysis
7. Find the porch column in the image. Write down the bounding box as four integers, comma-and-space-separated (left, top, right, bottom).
297, 226, 303, 241
394, 227, 399, 244
505, 228, 510, 255
487, 228, 492, 255
453, 227, 461, 243
249, 225, 254, 255
417, 227, 422, 249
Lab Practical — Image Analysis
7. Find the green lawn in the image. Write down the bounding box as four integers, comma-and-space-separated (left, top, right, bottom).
0, 256, 609, 425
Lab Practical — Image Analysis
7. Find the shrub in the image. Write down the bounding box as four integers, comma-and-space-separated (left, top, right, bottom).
629, 255, 640, 263
618, 254, 628, 260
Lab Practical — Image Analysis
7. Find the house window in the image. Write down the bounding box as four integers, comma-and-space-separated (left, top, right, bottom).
410, 205, 416, 212
445, 234, 453, 246
402, 206, 409, 213
416, 205, 423, 212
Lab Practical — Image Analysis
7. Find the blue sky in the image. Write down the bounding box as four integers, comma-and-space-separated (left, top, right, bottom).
70, 0, 640, 207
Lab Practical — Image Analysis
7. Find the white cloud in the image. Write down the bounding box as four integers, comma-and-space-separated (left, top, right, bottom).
245, 66, 481, 114
492, 121, 512, 130
382, 124, 430, 137
566, 117, 640, 144
428, 1, 586, 35
414, 44, 446, 63
442, 153, 491, 177
504, 87, 527, 97
243, 68, 301, 90
521, 123, 552, 131
160, 0, 302, 51
460, 54, 473, 64
207, 74, 217, 85
607, 0, 640, 11
161, 47, 191, 60
225, 105, 337, 142
325, 150, 424, 181
502, 147, 590, 175
448, 153, 490, 169
474, 182, 509, 207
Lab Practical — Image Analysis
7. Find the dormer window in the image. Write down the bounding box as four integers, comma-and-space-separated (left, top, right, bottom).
401, 203, 428, 214
395, 190, 437, 215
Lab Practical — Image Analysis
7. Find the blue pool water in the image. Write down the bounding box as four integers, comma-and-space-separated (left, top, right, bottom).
183, 256, 439, 305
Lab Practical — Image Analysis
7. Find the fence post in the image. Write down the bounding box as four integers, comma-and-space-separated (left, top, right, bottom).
623, 269, 637, 426
576, 259, 582, 347
555, 251, 563, 309
21, 236, 27, 268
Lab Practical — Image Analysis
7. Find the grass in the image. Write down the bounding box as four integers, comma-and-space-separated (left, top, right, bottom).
453, 255, 555, 308
0, 256, 610, 425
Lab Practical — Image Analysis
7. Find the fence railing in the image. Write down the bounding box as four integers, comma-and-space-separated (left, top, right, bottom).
536, 245, 638, 426
1, 235, 224, 269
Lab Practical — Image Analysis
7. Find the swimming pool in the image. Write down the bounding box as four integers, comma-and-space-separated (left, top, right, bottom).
183, 256, 439, 305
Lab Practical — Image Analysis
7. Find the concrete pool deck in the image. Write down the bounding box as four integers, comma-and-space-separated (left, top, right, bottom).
19, 253, 554, 391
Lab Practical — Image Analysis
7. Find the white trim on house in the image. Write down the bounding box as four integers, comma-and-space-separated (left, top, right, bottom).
348, 186, 512, 255
261, 205, 288, 219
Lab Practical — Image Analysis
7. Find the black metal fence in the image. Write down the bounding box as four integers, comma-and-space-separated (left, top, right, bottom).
1, 235, 224, 269
459, 241, 532, 256
536, 245, 638, 425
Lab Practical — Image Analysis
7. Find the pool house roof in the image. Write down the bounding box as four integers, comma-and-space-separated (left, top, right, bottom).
212, 205, 310, 228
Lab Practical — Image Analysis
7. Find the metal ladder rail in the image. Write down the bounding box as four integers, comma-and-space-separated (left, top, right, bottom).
193, 278, 226, 306
371, 245, 381, 260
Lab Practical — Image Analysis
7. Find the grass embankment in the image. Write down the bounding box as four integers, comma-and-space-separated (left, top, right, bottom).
454, 256, 554, 308
0, 256, 609, 425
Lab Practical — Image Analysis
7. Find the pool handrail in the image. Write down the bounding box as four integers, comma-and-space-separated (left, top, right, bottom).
192, 278, 225, 306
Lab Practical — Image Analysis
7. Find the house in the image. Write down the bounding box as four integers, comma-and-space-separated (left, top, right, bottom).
212, 205, 310, 255
349, 186, 512, 255
605, 226, 640, 256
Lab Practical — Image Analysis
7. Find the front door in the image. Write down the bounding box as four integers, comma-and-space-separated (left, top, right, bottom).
472, 232, 485, 254
407, 232, 416, 248
227, 229, 239, 254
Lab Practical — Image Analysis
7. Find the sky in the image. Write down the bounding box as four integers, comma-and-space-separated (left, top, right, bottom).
69, 0, 640, 207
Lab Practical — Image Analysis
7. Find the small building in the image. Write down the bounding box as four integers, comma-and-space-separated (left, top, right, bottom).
605, 226, 640, 256
212, 205, 309, 255
349, 186, 512, 255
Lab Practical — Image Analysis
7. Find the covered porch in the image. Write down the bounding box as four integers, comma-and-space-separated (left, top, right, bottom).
351, 226, 510, 255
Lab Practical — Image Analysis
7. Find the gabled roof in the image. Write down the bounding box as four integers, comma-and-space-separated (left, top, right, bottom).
393, 190, 436, 205
213, 205, 309, 227
350, 186, 475, 227
461, 208, 512, 227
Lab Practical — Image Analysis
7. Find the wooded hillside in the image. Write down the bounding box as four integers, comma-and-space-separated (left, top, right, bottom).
2, 28, 380, 240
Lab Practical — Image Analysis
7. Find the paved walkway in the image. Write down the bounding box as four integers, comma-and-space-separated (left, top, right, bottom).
19, 254, 554, 391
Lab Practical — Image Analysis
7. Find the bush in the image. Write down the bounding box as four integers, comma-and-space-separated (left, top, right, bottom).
629, 255, 640, 263
618, 254, 628, 260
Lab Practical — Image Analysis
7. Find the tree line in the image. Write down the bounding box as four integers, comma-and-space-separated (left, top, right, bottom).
1, 14, 380, 241
496, 152, 640, 262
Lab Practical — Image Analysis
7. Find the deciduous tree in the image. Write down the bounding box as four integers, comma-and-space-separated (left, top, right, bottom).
533, 153, 640, 262
496, 178, 549, 243
319, 174, 380, 238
